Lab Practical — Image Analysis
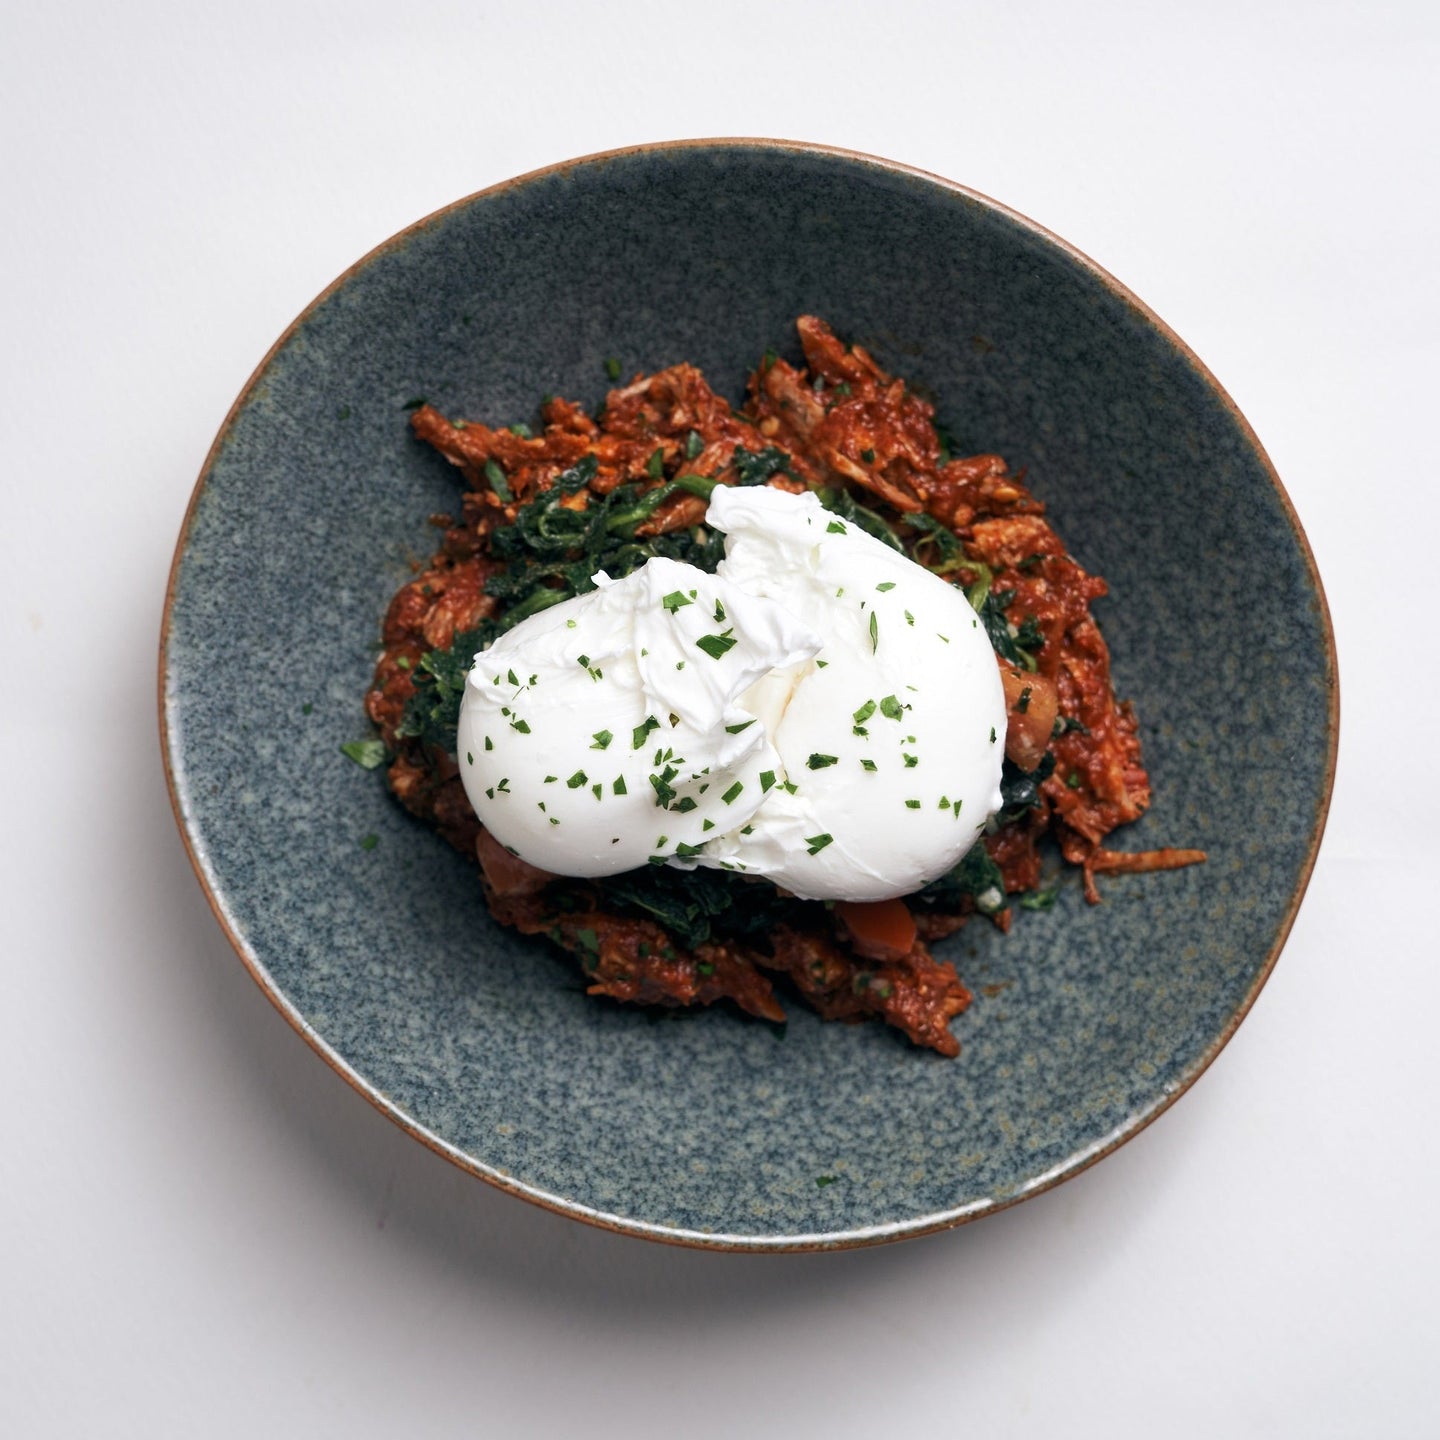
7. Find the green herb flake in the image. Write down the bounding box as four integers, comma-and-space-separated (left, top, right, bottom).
713, 599, 726, 623
805, 833, 834, 855
1067, 771, 1082, 789
869, 611, 879, 652
989, 726, 997, 744
509, 422, 532, 439
879, 695, 904, 721
484, 736, 493, 751
661, 590, 693, 613
359, 833, 379, 851
876, 581, 896, 592
340, 739, 388, 770
646, 447, 665, 479
938, 633, 950, 644
759, 770, 776, 792
604, 356, 621, 381
566, 770, 588, 789
903, 753, 918, 768
860, 448, 875, 463
904, 610, 915, 626
695, 630, 737, 660
816, 1175, 838, 1188
613, 775, 628, 796
904, 799, 921, 809
685, 429, 704, 460
466, 752, 473, 766
484, 459, 513, 503
724, 718, 756, 734
721, 780, 744, 805
592, 783, 603, 799
510, 718, 531, 733
591, 730, 613, 750
1020, 880, 1062, 911
702, 819, 715, 832
860, 758, 878, 772
301, 702, 313, 715
401, 396, 427, 410
826, 520, 847, 535
807, 753, 839, 770
1016, 685, 1032, 714
633, 716, 660, 749
852, 699, 876, 725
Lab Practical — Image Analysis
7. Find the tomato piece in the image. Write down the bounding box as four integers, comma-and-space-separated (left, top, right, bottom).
999, 665, 1058, 773
835, 898, 918, 963
474, 828, 554, 896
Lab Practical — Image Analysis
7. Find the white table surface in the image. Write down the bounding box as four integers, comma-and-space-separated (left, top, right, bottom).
4, 2, 1436, 1435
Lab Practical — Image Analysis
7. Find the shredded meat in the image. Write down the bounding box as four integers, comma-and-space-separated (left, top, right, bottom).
363, 317, 1203, 1055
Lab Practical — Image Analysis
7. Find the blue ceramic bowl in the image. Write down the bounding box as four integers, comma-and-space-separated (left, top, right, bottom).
161, 141, 1336, 1249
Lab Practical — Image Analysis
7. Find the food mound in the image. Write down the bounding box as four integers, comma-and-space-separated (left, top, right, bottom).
360, 317, 1203, 1055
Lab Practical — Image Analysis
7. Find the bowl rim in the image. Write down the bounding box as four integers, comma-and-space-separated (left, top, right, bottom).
158, 136, 1339, 1252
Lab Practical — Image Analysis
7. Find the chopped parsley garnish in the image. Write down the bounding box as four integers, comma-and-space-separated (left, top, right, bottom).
853, 699, 876, 725
340, 739, 388, 770
860, 758, 878, 772
805, 833, 834, 855
759, 770, 776, 792
484, 459, 513, 503
826, 519, 847, 534
591, 730, 613, 750
807, 754, 839, 769
685, 429, 704, 460
613, 775, 628, 795
646, 447, 665, 479
359, 833, 379, 851
724, 718, 756, 734
566, 770, 588, 789
721, 780, 744, 805
869, 612, 879, 652
633, 716, 660, 749
904, 799, 921, 809
876, 581, 896, 592
879, 695, 904, 721
903, 754, 918, 768
661, 589, 692, 613
604, 356, 621, 380
860, 448, 875, 463
695, 629, 737, 660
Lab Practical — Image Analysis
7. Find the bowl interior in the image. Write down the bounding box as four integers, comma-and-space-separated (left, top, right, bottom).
163, 143, 1334, 1246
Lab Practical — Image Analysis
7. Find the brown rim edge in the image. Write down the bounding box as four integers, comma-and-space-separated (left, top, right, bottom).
158, 137, 1340, 1254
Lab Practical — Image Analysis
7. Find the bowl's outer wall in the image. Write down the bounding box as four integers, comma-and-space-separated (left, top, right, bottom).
164, 144, 1334, 1244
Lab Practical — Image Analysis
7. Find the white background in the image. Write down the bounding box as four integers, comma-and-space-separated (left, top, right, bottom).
3, 2, 1436, 1436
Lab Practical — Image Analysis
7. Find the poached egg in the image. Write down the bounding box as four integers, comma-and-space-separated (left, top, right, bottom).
456, 486, 1006, 900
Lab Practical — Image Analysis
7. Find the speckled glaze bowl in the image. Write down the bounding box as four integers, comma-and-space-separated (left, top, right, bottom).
161, 140, 1336, 1249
